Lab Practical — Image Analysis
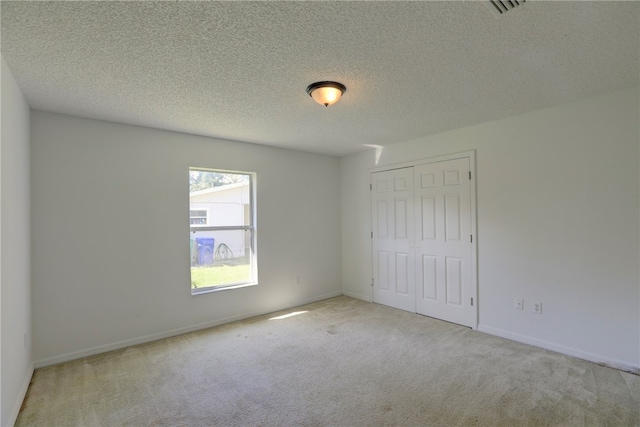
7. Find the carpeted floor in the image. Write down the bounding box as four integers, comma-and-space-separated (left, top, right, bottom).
16, 296, 640, 426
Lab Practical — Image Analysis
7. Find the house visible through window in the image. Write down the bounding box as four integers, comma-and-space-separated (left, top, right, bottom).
189, 168, 256, 294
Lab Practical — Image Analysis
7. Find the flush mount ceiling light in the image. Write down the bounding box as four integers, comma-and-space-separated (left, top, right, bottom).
306, 81, 346, 107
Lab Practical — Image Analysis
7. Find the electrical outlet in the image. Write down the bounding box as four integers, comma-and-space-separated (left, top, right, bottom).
533, 302, 542, 314
514, 298, 523, 310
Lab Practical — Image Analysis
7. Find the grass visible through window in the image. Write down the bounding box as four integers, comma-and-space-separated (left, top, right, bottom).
191, 264, 251, 289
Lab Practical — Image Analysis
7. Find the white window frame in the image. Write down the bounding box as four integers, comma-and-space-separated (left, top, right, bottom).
189, 168, 257, 295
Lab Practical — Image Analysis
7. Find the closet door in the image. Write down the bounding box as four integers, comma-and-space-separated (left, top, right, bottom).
414, 158, 474, 327
371, 167, 415, 312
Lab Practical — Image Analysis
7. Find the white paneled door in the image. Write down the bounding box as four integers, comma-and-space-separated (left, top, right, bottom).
371, 167, 415, 312
371, 157, 475, 328
414, 158, 473, 327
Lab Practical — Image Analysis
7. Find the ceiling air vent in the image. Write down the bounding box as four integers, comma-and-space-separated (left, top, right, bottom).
486, 0, 526, 17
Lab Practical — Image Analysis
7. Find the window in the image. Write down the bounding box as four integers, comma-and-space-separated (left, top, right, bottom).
189, 168, 256, 294
189, 210, 208, 225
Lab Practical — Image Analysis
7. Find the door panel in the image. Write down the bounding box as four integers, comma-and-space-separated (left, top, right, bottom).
421, 197, 436, 240
445, 256, 462, 305
415, 158, 473, 327
422, 255, 437, 300
372, 167, 415, 312
378, 251, 390, 290
396, 253, 409, 295
445, 194, 461, 241
395, 199, 408, 239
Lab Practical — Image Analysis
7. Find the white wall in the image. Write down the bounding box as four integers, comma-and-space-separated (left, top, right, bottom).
1, 56, 32, 426
342, 87, 640, 370
31, 112, 342, 366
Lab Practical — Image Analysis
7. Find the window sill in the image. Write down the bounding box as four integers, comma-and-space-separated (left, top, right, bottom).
191, 281, 257, 296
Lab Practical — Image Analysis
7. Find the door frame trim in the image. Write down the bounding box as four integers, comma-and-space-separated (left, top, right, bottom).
369, 150, 478, 330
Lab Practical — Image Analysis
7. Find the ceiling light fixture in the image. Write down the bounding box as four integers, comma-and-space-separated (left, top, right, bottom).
306, 81, 346, 107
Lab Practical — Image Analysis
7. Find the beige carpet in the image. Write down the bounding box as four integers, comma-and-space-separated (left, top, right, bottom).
17, 296, 640, 426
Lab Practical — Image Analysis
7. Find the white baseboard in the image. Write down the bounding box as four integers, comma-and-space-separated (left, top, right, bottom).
342, 289, 372, 302
7, 364, 34, 427
296, 291, 344, 306
478, 324, 640, 375
34, 291, 343, 369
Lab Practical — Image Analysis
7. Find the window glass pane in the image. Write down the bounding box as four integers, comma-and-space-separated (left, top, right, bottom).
189, 171, 250, 227
190, 228, 253, 289
189, 168, 256, 293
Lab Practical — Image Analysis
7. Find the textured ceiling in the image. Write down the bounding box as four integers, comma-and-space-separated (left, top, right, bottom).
1, 1, 638, 157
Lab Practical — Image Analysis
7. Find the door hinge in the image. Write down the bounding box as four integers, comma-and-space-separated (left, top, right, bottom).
371, 278, 374, 287
471, 297, 474, 306
469, 171, 471, 180
470, 234, 473, 243
370, 183, 372, 190
371, 231, 373, 238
